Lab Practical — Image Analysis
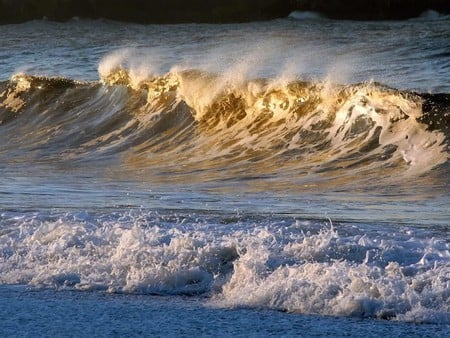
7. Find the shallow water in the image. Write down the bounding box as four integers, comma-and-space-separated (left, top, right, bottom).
1, 285, 449, 337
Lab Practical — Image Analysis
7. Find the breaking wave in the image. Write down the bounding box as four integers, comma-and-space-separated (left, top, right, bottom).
1, 65, 448, 187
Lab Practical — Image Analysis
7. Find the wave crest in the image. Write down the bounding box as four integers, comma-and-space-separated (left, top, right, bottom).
1, 68, 448, 182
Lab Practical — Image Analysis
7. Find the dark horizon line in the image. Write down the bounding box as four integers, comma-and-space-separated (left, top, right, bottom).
0, 0, 449, 25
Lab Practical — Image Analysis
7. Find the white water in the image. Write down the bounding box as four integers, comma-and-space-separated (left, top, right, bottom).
1, 210, 448, 324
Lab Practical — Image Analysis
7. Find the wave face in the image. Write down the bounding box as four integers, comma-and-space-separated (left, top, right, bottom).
1, 68, 448, 190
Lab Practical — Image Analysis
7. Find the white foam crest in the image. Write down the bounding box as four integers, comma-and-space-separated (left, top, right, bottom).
172, 40, 286, 121
172, 69, 229, 120
0, 73, 31, 113
98, 49, 132, 82
97, 37, 308, 119
328, 87, 448, 175
98, 48, 165, 89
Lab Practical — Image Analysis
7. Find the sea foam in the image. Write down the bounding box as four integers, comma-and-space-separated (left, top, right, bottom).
1, 210, 448, 324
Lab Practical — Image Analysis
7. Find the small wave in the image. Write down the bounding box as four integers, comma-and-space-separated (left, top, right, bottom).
417, 10, 449, 20
288, 11, 325, 21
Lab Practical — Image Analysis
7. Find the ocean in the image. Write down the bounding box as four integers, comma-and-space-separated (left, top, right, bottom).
0, 13, 449, 337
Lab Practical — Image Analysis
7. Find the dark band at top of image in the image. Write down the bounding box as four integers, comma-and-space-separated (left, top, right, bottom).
0, 0, 449, 24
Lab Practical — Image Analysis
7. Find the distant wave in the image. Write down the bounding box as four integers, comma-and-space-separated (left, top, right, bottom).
288, 11, 325, 21
1, 68, 448, 186
416, 9, 450, 20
